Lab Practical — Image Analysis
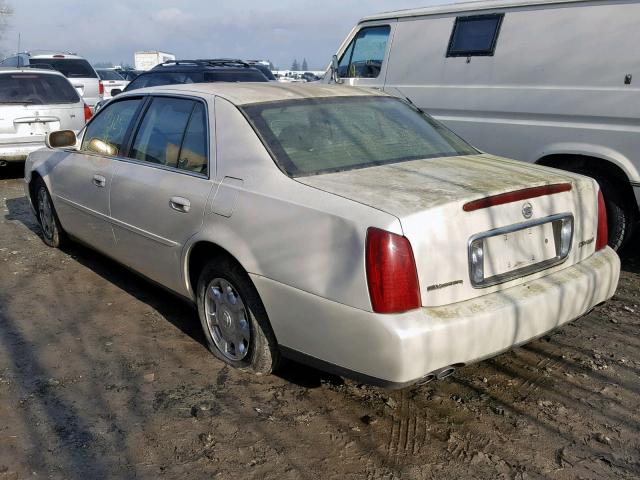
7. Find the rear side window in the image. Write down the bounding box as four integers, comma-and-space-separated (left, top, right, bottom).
29, 58, 98, 78
130, 97, 207, 175
0, 73, 80, 104
126, 71, 202, 91
203, 70, 268, 82
82, 98, 143, 156
338, 26, 390, 79
447, 14, 504, 57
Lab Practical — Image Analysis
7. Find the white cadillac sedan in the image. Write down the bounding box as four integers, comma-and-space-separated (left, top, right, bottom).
24, 83, 620, 388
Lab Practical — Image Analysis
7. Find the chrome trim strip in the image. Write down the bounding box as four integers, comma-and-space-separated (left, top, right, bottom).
56, 195, 179, 248
468, 213, 574, 288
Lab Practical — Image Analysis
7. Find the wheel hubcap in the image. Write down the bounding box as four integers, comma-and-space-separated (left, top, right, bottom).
37, 187, 54, 239
204, 278, 250, 361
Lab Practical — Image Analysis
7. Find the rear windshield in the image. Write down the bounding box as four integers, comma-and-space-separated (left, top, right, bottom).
30, 58, 97, 78
0, 73, 80, 105
97, 69, 124, 80
251, 64, 276, 81
242, 96, 478, 177
126, 71, 202, 91
203, 69, 268, 82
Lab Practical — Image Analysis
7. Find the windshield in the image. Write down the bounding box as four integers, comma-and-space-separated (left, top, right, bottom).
97, 69, 124, 80
0, 73, 80, 104
242, 96, 478, 177
30, 58, 98, 78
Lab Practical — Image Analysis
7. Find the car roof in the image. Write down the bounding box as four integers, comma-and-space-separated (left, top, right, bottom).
21, 51, 85, 59
128, 82, 386, 106
0, 67, 66, 76
360, 0, 601, 22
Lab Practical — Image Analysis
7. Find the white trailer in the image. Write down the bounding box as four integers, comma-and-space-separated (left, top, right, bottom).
134, 51, 176, 71
328, 0, 640, 249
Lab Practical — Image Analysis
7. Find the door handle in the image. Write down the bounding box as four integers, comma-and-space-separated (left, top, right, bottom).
170, 196, 191, 213
92, 174, 106, 188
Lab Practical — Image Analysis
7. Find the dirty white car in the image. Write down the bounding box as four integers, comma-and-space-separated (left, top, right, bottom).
24, 84, 620, 388
0, 68, 89, 165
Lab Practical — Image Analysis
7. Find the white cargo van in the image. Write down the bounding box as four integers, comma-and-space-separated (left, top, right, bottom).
328, 0, 640, 249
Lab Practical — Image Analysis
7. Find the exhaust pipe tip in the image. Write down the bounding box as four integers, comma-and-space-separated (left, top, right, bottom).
0, 160, 7, 167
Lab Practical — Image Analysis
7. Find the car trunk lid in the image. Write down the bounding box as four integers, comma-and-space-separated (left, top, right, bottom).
298, 154, 599, 307
0, 104, 82, 144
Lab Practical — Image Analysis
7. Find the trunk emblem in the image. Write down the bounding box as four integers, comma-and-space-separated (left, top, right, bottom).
522, 202, 533, 219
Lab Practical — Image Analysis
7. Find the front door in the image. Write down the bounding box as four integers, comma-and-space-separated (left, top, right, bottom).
50, 96, 144, 256
109, 95, 213, 294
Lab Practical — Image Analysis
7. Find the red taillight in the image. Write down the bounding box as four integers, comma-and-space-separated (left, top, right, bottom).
84, 103, 92, 122
596, 190, 608, 251
366, 227, 421, 314
99, 80, 104, 96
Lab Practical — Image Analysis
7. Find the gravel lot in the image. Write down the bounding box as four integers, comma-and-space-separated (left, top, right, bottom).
1, 165, 639, 479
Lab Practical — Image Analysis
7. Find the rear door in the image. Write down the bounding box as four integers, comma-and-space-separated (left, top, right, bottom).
109, 95, 213, 294
0, 72, 85, 146
49, 97, 144, 256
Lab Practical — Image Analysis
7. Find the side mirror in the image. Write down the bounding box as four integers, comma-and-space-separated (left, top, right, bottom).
110, 89, 122, 97
45, 130, 77, 149
330, 54, 342, 84
86, 138, 117, 157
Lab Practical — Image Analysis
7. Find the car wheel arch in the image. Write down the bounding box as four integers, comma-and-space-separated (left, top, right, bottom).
185, 240, 255, 301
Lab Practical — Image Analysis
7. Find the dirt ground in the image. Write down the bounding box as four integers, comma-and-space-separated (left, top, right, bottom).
1, 164, 639, 480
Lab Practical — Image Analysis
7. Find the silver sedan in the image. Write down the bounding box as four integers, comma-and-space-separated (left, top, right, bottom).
24, 83, 620, 388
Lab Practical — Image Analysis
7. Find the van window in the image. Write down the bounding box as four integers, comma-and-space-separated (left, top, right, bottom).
29, 58, 98, 78
338, 26, 390, 79
447, 14, 504, 57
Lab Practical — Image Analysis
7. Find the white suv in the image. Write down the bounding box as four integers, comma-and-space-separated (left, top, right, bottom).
0, 68, 88, 165
0, 51, 103, 109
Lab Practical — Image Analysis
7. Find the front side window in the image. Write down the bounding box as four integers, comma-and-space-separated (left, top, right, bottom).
130, 97, 207, 174
447, 14, 504, 57
81, 98, 142, 156
0, 73, 79, 104
242, 96, 477, 177
338, 26, 390, 79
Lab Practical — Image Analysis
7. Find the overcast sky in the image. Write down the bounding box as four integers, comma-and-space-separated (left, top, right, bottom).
3, 0, 456, 69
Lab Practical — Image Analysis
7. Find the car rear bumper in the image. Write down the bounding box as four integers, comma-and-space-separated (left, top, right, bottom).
0, 142, 44, 162
252, 247, 620, 388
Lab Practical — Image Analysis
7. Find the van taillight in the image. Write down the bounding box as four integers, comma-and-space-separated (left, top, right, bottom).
596, 190, 608, 251
98, 80, 104, 96
365, 227, 421, 314
84, 103, 92, 122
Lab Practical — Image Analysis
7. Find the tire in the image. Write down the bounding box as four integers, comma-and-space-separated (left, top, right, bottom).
33, 178, 67, 248
588, 174, 633, 251
196, 256, 280, 375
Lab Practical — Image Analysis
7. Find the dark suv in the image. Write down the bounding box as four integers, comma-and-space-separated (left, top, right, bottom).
124, 60, 268, 92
